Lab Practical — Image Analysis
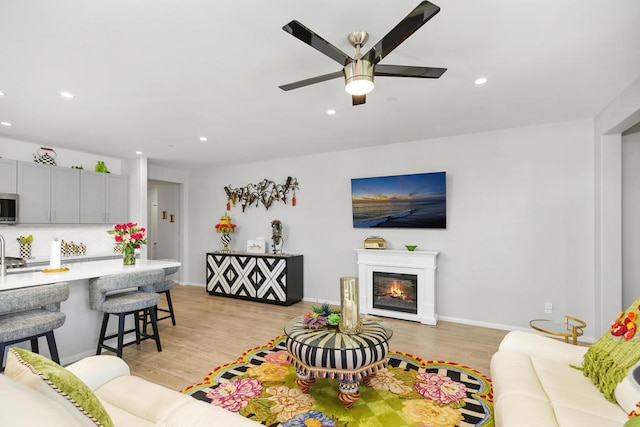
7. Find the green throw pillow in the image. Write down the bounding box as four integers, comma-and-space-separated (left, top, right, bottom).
6, 348, 114, 427
582, 296, 640, 402
625, 416, 640, 427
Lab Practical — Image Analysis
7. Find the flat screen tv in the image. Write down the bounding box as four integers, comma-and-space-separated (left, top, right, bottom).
351, 171, 446, 229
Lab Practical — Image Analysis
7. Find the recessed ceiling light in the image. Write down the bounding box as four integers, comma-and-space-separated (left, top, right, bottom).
474, 77, 488, 85
60, 91, 75, 99
1, 122, 12, 127
135, 151, 143, 155
199, 137, 208, 142
0, 91, 5, 96
327, 109, 336, 115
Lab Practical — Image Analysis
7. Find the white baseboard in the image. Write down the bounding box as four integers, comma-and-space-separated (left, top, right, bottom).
178, 282, 205, 287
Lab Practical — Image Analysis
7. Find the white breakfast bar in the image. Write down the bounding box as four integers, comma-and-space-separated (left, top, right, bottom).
0, 259, 180, 365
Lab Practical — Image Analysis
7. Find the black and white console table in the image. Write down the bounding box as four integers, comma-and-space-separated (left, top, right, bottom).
206, 252, 303, 306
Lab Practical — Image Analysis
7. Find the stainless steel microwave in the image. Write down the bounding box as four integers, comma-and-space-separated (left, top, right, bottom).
0, 193, 18, 224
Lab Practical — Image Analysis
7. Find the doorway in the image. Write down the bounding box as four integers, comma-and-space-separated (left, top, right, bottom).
147, 180, 181, 261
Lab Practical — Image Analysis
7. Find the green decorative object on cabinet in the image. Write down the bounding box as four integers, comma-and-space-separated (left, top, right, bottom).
95, 161, 108, 173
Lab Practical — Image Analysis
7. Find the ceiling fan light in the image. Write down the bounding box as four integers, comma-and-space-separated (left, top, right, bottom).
345, 78, 374, 96
344, 60, 374, 96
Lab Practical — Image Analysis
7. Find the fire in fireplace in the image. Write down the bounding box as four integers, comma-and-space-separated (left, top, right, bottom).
373, 272, 418, 314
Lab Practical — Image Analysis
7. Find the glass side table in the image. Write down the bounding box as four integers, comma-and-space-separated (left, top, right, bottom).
529, 315, 586, 345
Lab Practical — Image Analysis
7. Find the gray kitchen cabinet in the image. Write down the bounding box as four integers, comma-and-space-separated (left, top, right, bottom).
106, 174, 129, 224
0, 158, 17, 193
80, 171, 129, 223
51, 167, 80, 223
17, 161, 80, 223
17, 162, 52, 223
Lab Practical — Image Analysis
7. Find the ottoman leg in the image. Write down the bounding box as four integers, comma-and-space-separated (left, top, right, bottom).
338, 380, 361, 409
295, 370, 315, 393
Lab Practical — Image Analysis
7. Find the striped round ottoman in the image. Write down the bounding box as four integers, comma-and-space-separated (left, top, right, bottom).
284, 316, 393, 408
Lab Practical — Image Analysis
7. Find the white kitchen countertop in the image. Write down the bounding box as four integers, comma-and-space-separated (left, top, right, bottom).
0, 258, 180, 291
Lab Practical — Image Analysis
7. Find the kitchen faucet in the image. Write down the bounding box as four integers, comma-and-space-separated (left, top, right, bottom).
0, 234, 6, 277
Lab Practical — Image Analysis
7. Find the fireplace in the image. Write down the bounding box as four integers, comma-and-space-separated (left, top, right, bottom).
355, 249, 439, 325
373, 272, 418, 314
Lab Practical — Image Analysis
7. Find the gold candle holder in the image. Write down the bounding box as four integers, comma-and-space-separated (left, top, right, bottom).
339, 276, 362, 334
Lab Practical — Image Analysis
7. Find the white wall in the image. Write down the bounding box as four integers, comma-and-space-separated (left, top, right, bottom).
622, 130, 640, 308
187, 119, 596, 336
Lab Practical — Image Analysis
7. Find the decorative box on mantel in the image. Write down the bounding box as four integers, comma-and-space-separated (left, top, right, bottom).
355, 249, 439, 325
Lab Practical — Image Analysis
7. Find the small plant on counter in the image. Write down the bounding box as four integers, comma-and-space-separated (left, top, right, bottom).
17, 235, 33, 244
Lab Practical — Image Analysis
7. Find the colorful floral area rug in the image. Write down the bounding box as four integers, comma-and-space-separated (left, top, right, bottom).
182, 336, 494, 427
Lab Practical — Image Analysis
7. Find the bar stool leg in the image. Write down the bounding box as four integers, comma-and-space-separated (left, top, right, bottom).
149, 306, 162, 352
30, 338, 39, 354
117, 313, 125, 358
165, 290, 176, 326
45, 331, 60, 364
134, 311, 142, 345
97, 313, 109, 355
0, 344, 6, 372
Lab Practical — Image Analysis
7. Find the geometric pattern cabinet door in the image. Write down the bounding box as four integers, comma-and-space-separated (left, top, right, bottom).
206, 252, 303, 306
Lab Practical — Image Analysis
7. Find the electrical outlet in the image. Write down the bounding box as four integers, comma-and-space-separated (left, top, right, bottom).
544, 302, 553, 314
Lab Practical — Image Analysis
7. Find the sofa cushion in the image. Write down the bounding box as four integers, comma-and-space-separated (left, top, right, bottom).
0, 373, 84, 426
582, 296, 640, 402
4, 348, 114, 427
616, 376, 640, 414
93, 370, 261, 426
491, 331, 628, 427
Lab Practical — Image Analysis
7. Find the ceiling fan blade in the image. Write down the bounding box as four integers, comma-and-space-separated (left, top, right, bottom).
352, 94, 366, 106
283, 20, 352, 66
362, 1, 441, 65
279, 71, 344, 91
375, 64, 446, 78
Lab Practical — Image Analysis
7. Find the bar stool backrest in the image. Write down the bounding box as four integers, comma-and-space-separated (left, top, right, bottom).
163, 265, 179, 277
0, 283, 69, 314
89, 270, 164, 310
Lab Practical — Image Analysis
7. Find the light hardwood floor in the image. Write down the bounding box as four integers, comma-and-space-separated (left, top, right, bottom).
123, 285, 509, 391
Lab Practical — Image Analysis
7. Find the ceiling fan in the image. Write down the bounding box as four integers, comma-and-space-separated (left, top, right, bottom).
279, 1, 447, 106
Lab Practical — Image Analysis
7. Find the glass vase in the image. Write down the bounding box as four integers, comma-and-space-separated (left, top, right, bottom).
339, 276, 362, 334
122, 246, 136, 265
220, 233, 231, 253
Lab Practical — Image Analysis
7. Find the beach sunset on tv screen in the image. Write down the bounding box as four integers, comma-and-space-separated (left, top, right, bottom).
351, 172, 446, 229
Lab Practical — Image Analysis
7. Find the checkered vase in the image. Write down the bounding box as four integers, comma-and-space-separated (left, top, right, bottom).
20, 243, 31, 260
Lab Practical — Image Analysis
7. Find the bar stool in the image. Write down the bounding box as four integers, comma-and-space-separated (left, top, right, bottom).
0, 283, 69, 371
142, 263, 179, 328
89, 269, 164, 358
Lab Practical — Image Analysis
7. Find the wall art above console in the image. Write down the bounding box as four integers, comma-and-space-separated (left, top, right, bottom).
224, 176, 299, 211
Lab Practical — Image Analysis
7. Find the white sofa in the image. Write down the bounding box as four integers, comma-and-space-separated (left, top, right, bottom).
0, 354, 261, 426
491, 330, 638, 427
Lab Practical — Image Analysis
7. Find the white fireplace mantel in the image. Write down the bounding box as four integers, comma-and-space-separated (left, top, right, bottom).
355, 249, 439, 325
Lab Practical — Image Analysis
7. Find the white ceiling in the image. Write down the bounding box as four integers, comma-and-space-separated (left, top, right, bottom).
1, 1, 639, 169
